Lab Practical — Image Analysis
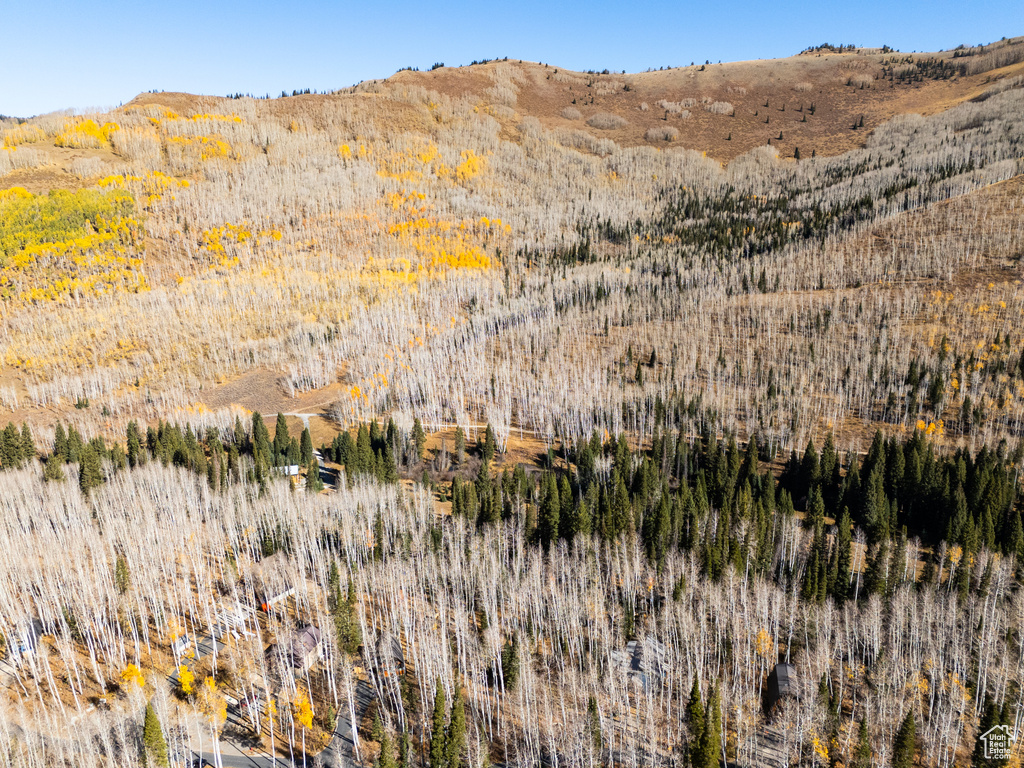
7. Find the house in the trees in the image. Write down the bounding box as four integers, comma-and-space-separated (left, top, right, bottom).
289, 625, 322, 674
766, 662, 797, 713
267, 625, 322, 679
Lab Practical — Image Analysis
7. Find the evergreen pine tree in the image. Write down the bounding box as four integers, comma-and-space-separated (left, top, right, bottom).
866, 538, 889, 596
696, 682, 721, 768
20, 423, 35, 463
412, 418, 427, 462
445, 688, 466, 768
379, 729, 396, 768
576, 499, 592, 540
798, 438, 819, 500
501, 634, 520, 692
252, 413, 271, 467
371, 708, 384, 742
833, 508, 852, 602
807, 485, 825, 527
538, 474, 560, 551
400, 730, 411, 768
850, 718, 871, 768
272, 413, 289, 465
454, 426, 465, 466
142, 702, 169, 767
482, 424, 497, 464
335, 576, 361, 653
429, 679, 447, 768
306, 459, 324, 493
356, 424, 373, 476
972, 696, 1000, 768
43, 455, 65, 482
300, 427, 314, 465
53, 423, 68, 463
686, 677, 705, 767
66, 425, 83, 463
327, 561, 341, 612
78, 445, 103, 493
233, 416, 247, 451
1, 423, 20, 468
892, 711, 916, 768
1007, 510, 1024, 560
558, 474, 574, 539
127, 421, 142, 467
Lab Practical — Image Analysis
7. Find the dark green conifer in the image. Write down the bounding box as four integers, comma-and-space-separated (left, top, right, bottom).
429, 679, 447, 768
142, 702, 169, 767
892, 711, 916, 768
78, 444, 103, 493
445, 688, 466, 768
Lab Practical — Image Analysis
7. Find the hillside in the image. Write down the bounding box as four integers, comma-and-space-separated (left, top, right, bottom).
0, 34, 1023, 768
383, 37, 1024, 161
0, 37, 1022, 452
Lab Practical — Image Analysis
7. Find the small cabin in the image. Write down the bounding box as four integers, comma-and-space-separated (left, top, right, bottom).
265, 624, 322, 681
766, 662, 797, 712
289, 625, 322, 674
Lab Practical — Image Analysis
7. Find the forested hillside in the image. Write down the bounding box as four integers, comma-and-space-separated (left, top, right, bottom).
0, 38, 1022, 768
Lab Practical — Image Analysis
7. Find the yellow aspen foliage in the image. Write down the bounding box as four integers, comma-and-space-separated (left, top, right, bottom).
416, 143, 439, 164
188, 113, 243, 123
54, 119, 120, 148
197, 677, 227, 727
455, 150, 485, 182
120, 663, 145, 689
339, 144, 353, 159
167, 135, 233, 161
194, 222, 280, 270
948, 545, 963, 567
754, 629, 774, 659
99, 171, 190, 209
177, 665, 195, 695
0, 186, 146, 304
2, 124, 46, 149
811, 735, 829, 764
294, 690, 314, 730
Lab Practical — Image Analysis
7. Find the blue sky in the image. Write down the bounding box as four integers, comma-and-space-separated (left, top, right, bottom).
2, 0, 1019, 117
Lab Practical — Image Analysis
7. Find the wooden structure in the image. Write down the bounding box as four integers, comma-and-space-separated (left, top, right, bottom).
766, 662, 796, 713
